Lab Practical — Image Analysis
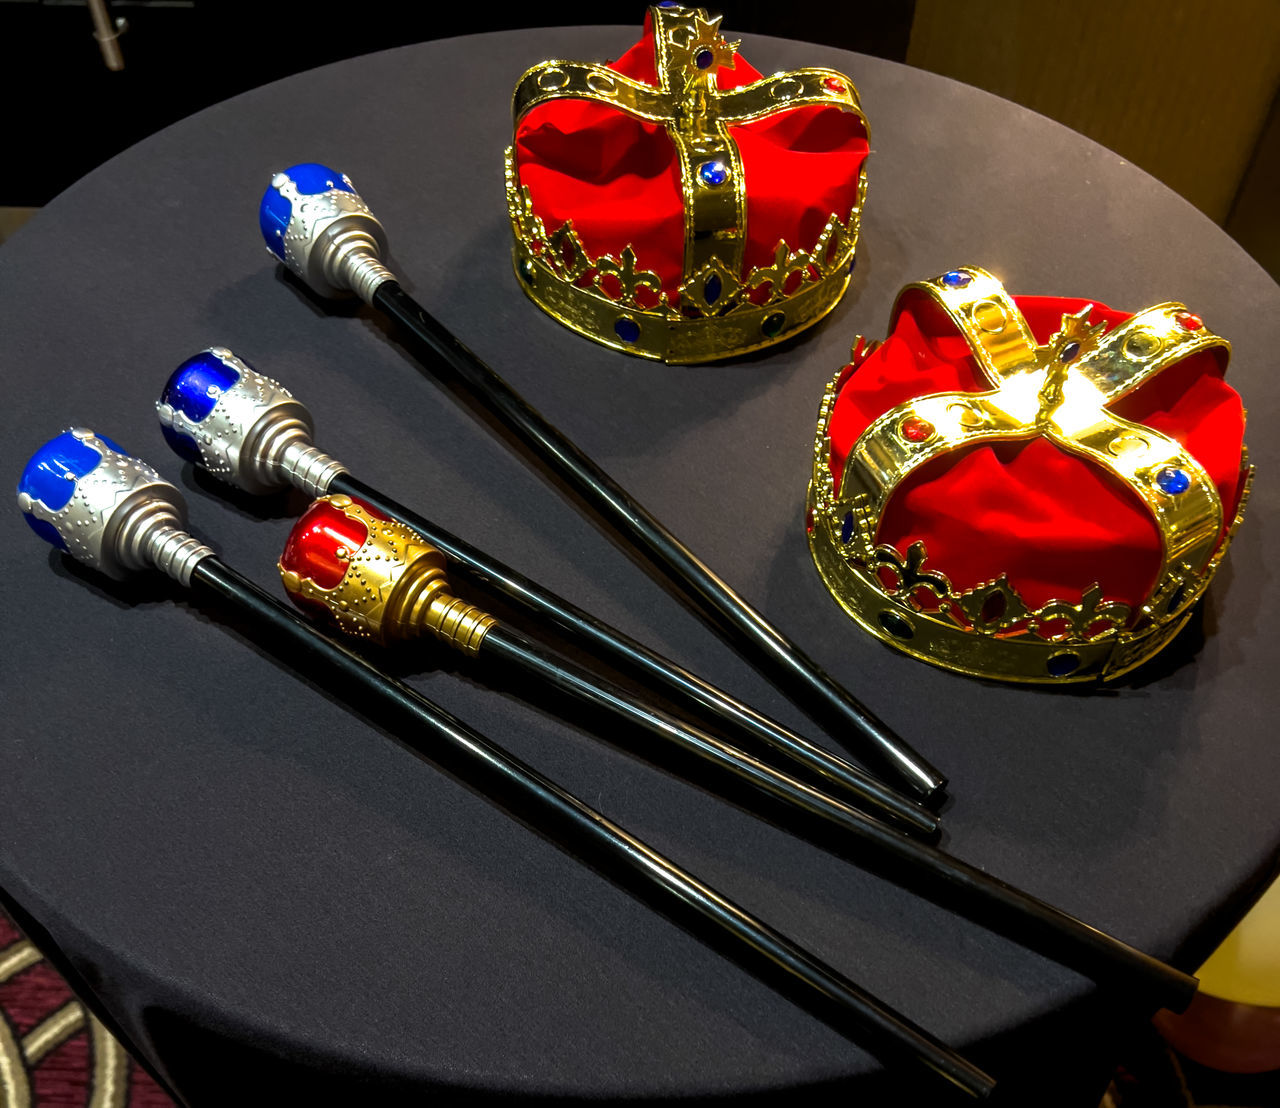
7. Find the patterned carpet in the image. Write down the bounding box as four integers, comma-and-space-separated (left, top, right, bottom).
2, 907, 1276, 1107
0, 911, 173, 1107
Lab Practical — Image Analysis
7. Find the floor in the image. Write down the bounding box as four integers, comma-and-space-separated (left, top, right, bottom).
1103, 1022, 1280, 1108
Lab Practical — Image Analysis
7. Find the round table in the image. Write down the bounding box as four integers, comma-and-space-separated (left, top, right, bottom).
2, 26, 1278, 1108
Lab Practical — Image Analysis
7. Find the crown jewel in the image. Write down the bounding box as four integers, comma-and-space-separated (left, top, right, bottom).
506, 4, 869, 363
806, 267, 1251, 683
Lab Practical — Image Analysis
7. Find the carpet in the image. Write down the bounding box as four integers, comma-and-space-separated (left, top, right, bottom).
0, 911, 174, 1107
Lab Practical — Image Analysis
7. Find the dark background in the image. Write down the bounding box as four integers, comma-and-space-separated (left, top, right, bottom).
0, 0, 913, 207
3, 1, 1276, 283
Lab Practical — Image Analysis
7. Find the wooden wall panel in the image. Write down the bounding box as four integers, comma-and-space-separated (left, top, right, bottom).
907, 0, 1280, 223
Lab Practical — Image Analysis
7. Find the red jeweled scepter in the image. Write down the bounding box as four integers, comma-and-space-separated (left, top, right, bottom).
257, 161, 948, 805
272, 489, 1197, 1018
15, 428, 997, 1099
155, 347, 938, 838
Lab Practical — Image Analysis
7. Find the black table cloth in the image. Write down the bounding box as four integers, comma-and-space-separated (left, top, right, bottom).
2, 25, 1278, 1107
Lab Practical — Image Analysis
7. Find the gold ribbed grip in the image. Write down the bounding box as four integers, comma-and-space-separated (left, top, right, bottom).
424, 595, 496, 657
280, 496, 497, 654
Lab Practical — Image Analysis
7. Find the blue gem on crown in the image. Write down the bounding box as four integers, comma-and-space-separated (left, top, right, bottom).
697, 160, 728, 187
941, 270, 972, 289
840, 511, 855, 545
1155, 467, 1191, 495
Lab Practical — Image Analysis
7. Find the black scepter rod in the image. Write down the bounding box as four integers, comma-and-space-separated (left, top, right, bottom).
276, 493, 938, 852
155, 348, 937, 839
148, 356, 1204, 1011
257, 164, 947, 806
275, 493, 1198, 1017
16, 429, 994, 1099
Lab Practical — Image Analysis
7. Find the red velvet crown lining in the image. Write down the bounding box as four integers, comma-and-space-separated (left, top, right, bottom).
826, 293, 1247, 612
514, 14, 870, 301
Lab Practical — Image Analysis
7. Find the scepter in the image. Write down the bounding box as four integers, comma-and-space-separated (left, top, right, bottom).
274, 492, 1199, 1015
155, 347, 937, 837
15, 428, 993, 1098
147, 353, 1202, 1010
258, 162, 947, 805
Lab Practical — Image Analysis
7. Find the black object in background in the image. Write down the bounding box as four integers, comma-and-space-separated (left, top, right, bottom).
0, 0, 914, 207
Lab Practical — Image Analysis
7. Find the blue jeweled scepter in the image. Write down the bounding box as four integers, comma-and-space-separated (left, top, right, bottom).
258, 162, 948, 805
154, 346, 938, 837
149, 349, 1199, 1018
16, 428, 996, 1100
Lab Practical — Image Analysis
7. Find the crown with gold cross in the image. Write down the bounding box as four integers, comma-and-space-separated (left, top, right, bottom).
505, 4, 869, 363
806, 266, 1252, 684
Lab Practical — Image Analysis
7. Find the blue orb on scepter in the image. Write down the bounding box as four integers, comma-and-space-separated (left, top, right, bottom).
256, 161, 391, 301
158, 350, 243, 463
17, 429, 129, 548
259, 162, 354, 261
156, 348, 320, 495
18, 432, 209, 585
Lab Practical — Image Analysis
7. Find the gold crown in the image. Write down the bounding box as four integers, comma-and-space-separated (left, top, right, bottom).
806, 266, 1252, 683
505, 4, 868, 363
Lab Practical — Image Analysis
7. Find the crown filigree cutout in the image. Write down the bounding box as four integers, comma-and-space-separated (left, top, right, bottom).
595, 246, 664, 308
866, 541, 952, 605
844, 535, 1134, 647
508, 158, 864, 362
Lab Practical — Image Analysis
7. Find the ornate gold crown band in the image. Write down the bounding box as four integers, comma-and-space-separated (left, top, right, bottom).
806, 266, 1251, 683
506, 4, 868, 363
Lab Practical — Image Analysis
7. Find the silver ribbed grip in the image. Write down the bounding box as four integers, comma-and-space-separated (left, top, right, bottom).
19, 430, 213, 585
273, 175, 397, 300
325, 228, 397, 305
113, 497, 213, 586
157, 350, 350, 497
279, 438, 347, 498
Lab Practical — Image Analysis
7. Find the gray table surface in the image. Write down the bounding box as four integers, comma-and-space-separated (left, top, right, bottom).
2, 25, 1278, 1105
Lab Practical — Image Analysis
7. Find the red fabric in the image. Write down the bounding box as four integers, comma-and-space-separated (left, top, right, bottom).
1, 959, 70, 1036
130, 1064, 177, 1108
827, 292, 1247, 612
514, 14, 869, 300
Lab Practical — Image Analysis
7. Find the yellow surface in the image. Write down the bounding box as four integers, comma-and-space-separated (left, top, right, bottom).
907, 0, 1280, 222
1197, 877, 1280, 1007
